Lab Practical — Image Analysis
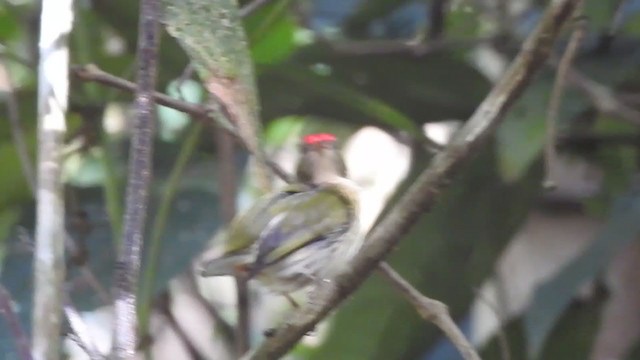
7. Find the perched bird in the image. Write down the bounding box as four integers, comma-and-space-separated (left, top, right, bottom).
200, 133, 362, 300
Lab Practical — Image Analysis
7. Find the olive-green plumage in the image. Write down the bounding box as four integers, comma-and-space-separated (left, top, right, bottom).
200, 134, 361, 294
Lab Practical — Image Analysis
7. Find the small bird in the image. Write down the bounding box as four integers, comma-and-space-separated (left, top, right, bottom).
200, 133, 362, 302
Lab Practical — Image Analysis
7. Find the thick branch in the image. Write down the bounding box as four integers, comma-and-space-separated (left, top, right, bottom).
32, 0, 74, 359
111, 0, 160, 357
245, 1, 581, 358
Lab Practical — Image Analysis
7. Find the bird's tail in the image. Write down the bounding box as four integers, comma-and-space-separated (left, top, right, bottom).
200, 253, 252, 277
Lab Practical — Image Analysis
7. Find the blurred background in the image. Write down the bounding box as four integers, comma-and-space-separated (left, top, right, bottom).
2, 0, 640, 359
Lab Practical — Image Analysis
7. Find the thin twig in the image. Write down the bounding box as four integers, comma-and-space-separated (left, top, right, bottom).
213, 124, 251, 355
235, 277, 251, 356
473, 285, 511, 360
378, 263, 480, 360
33, 0, 74, 358
111, 0, 160, 357
65, 197, 111, 304
428, 0, 447, 41
544, 2, 585, 188
239, 0, 274, 17
154, 291, 205, 358
1, 60, 36, 194
138, 123, 202, 341
560, 66, 640, 126
606, 0, 628, 36
174, 63, 195, 97
71, 64, 293, 183
595, 0, 628, 53
72, 65, 206, 116
495, 0, 513, 37
63, 294, 103, 360
244, 1, 581, 358
0, 284, 33, 360
184, 272, 236, 344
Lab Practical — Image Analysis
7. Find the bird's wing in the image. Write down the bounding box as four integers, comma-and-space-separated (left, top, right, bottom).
200, 184, 310, 277
222, 183, 310, 254
250, 185, 354, 274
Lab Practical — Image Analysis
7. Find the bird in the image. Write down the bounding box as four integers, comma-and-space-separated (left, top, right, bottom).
199, 133, 362, 305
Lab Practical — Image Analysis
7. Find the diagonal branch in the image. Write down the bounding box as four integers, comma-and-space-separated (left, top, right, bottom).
63, 294, 103, 360
0, 284, 32, 360
71, 64, 293, 183
111, 0, 161, 357
561, 66, 640, 126
239, 0, 275, 17
244, 1, 582, 358
377, 263, 480, 360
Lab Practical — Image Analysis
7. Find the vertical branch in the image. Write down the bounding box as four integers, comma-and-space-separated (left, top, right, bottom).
213, 127, 249, 354
544, 1, 585, 187
111, 0, 160, 358
428, 0, 447, 41
32, 0, 74, 359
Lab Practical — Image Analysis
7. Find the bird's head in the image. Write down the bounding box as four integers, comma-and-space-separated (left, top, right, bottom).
296, 133, 347, 185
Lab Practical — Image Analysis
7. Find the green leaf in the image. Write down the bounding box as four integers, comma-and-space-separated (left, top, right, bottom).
272, 66, 422, 134
259, 48, 488, 130
524, 187, 640, 358
263, 115, 306, 146
249, 10, 298, 65
0, 5, 18, 40
244, 0, 300, 66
